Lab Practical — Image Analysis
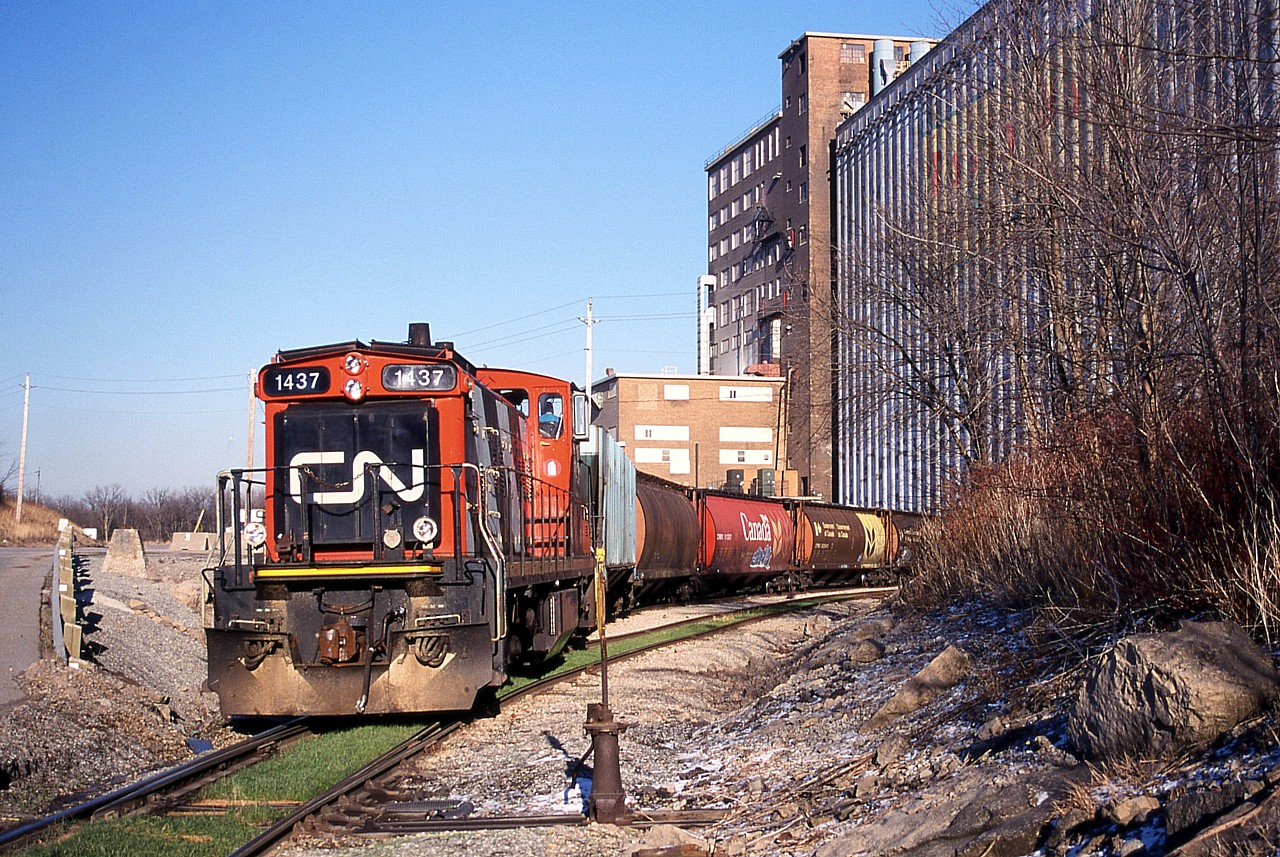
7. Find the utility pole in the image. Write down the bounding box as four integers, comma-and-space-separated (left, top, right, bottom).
579, 299, 600, 413
16, 373, 29, 522
245, 372, 256, 472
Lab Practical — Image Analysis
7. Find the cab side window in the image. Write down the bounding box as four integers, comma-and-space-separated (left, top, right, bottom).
537, 392, 563, 439
500, 388, 530, 418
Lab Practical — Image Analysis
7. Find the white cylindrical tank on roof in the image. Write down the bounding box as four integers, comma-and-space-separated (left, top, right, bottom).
872, 39, 896, 95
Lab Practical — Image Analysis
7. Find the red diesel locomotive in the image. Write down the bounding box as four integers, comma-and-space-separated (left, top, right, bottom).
204, 324, 899, 716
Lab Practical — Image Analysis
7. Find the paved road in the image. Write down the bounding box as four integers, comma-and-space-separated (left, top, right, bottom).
0, 547, 51, 709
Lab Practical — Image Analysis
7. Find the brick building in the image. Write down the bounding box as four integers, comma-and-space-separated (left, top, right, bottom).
703, 32, 933, 500
591, 371, 788, 492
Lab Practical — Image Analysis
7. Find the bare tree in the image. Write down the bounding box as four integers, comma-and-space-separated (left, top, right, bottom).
84, 484, 129, 540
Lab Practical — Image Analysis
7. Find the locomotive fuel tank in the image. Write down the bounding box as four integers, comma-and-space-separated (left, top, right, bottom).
699, 494, 795, 580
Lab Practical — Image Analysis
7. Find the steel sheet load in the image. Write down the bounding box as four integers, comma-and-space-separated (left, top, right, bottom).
796, 505, 895, 568
634, 482, 700, 579
699, 495, 795, 576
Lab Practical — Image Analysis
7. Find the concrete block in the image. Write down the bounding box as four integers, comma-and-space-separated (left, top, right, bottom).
102, 528, 148, 578
64, 623, 81, 660
170, 532, 214, 551
60, 594, 76, 626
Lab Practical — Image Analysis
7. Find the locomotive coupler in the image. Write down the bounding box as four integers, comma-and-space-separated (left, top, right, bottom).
584, 702, 628, 824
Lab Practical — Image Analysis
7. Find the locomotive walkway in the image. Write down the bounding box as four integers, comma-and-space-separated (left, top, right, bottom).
0, 548, 50, 710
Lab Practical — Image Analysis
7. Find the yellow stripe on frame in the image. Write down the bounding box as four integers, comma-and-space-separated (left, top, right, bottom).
254, 564, 444, 579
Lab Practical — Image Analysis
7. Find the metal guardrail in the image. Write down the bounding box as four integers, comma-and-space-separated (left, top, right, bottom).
50, 529, 82, 663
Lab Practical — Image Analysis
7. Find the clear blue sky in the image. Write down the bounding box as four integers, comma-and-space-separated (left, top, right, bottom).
1, 1, 962, 500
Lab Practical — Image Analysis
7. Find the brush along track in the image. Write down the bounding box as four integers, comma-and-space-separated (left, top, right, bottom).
229, 587, 893, 855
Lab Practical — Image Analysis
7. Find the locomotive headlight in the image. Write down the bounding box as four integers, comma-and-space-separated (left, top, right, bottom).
412, 515, 439, 544
343, 353, 364, 375
343, 379, 364, 401
243, 521, 267, 548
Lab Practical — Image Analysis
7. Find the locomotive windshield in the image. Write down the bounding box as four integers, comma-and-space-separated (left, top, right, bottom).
271, 401, 441, 550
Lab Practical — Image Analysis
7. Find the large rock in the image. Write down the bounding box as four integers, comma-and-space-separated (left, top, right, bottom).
814, 767, 1088, 857
865, 645, 972, 730
1068, 620, 1279, 763
101, 528, 148, 578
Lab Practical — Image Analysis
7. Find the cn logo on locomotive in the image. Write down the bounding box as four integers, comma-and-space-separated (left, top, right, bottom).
288, 449, 427, 505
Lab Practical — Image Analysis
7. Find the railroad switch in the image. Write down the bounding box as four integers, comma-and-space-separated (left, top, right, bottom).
584, 702, 628, 824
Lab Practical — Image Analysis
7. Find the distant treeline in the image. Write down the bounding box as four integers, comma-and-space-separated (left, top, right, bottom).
47, 484, 214, 544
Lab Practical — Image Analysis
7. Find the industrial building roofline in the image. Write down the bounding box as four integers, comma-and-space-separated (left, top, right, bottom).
778, 31, 938, 58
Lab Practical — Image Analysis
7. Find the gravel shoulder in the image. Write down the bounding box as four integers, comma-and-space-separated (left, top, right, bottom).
0, 547, 238, 820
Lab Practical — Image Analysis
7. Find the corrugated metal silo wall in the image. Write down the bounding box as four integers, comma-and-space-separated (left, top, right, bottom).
595, 427, 637, 566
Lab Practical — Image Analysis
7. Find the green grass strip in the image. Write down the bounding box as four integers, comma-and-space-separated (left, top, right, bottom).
498, 594, 839, 698
18, 809, 271, 857
203, 721, 421, 803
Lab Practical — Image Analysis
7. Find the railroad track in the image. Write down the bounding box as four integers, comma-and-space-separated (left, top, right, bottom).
0, 718, 311, 850
230, 586, 893, 855
4, 585, 893, 855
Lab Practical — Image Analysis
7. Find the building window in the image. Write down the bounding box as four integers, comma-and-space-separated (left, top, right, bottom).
798, 53, 806, 74
709, 212, 717, 230
742, 191, 751, 210
785, 95, 791, 109
744, 148, 753, 175
730, 232, 739, 250
786, 180, 792, 193
799, 144, 806, 168
742, 225, 752, 243
709, 173, 718, 199
720, 238, 728, 255
719, 166, 728, 189
798, 224, 808, 244
894, 45, 905, 62
799, 182, 807, 202
785, 135, 791, 149
798, 94, 807, 114
841, 43, 865, 63
738, 450, 747, 463
731, 199, 740, 217
731, 156, 740, 185
709, 245, 716, 263
841, 91, 866, 115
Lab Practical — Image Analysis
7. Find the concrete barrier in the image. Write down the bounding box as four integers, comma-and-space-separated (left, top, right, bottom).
102, 528, 147, 577
169, 532, 214, 552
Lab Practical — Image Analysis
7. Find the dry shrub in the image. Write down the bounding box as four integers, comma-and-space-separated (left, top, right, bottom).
903, 403, 1280, 633
0, 498, 65, 547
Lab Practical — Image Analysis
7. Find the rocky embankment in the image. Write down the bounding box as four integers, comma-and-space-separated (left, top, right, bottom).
1, 535, 1279, 857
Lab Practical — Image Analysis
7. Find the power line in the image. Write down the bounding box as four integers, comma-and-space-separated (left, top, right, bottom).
34, 372, 246, 383
464, 321, 583, 352
452, 299, 582, 338
34, 385, 243, 396
38, 402, 244, 416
